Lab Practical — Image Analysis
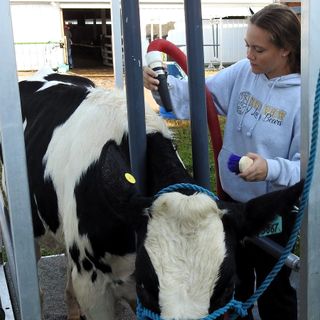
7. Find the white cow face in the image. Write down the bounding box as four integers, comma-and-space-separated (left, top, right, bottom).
135, 181, 303, 320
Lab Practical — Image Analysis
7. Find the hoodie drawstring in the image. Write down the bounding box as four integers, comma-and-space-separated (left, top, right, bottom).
237, 75, 258, 132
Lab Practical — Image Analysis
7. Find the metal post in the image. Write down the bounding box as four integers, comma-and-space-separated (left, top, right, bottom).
245, 237, 300, 272
218, 17, 223, 70
111, 0, 124, 89
121, 0, 146, 193
184, 0, 211, 190
211, 19, 216, 60
299, 0, 320, 319
0, 1, 41, 319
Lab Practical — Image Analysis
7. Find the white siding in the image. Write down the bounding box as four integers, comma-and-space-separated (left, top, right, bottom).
11, 3, 64, 70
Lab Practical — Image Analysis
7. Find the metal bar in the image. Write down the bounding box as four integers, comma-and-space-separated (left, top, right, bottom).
211, 20, 216, 58
0, 194, 17, 295
0, 1, 41, 319
111, 0, 124, 89
300, 0, 320, 319
0, 192, 15, 320
184, 0, 211, 190
0, 265, 14, 320
121, 0, 147, 193
218, 18, 223, 69
245, 237, 300, 272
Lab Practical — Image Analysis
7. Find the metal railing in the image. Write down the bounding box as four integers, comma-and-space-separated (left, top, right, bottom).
0, 1, 41, 319
0, 1, 319, 320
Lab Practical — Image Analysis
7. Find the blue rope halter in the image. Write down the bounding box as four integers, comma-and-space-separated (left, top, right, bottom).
155, 182, 219, 200
137, 297, 248, 320
137, 70, 320, 320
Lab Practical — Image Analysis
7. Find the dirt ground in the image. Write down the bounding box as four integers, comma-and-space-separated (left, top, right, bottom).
18, 67, 161, 113
18, 68, 115, 87
70, 67, 115, 88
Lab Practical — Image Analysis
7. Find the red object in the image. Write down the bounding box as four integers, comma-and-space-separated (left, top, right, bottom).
147, 39, 227, 199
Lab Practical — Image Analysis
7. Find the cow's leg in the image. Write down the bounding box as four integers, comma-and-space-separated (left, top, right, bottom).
65, 266, 81, 320
71, 267, 116, 320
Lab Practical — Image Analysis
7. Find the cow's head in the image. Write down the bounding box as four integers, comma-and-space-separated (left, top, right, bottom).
135, 181, 303, 320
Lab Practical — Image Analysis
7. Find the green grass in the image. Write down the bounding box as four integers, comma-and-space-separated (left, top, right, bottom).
167, 118, 225, 194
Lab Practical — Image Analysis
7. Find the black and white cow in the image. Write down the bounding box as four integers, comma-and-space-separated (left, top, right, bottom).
15, 69, 303, 320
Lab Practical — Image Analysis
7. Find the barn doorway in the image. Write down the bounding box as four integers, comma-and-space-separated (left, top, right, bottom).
62, 8, 113, 69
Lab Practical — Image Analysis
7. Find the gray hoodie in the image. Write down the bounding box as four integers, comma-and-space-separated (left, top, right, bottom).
160, 58, 301, 202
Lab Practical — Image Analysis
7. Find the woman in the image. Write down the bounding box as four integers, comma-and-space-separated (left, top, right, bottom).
143, 4, 301, 320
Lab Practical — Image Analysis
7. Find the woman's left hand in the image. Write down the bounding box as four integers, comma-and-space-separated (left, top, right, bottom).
239, 152, 268, 182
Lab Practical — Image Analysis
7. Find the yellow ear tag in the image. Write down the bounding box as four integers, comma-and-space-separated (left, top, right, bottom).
125, 173, 136, 184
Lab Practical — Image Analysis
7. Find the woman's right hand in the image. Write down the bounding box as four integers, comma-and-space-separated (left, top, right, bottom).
238, 152, 268, 182
143, 66, 160, 91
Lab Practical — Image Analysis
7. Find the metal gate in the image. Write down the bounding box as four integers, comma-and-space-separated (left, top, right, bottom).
0, 1, 319, 320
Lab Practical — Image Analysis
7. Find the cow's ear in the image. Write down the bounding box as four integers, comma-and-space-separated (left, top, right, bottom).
223, 180, 304, 239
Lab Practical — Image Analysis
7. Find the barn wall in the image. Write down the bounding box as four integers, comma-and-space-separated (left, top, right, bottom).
11, 3, 64, 70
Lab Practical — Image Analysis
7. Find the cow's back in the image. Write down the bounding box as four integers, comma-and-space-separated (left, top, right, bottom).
20, 75, 94, 237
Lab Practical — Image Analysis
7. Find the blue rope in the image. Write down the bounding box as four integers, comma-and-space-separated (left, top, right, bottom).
202, 299, 247, 320
137, 299, 162, 320
155, 182, 219, 200
137, 298, 248, 320
137, 70, 320, 320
